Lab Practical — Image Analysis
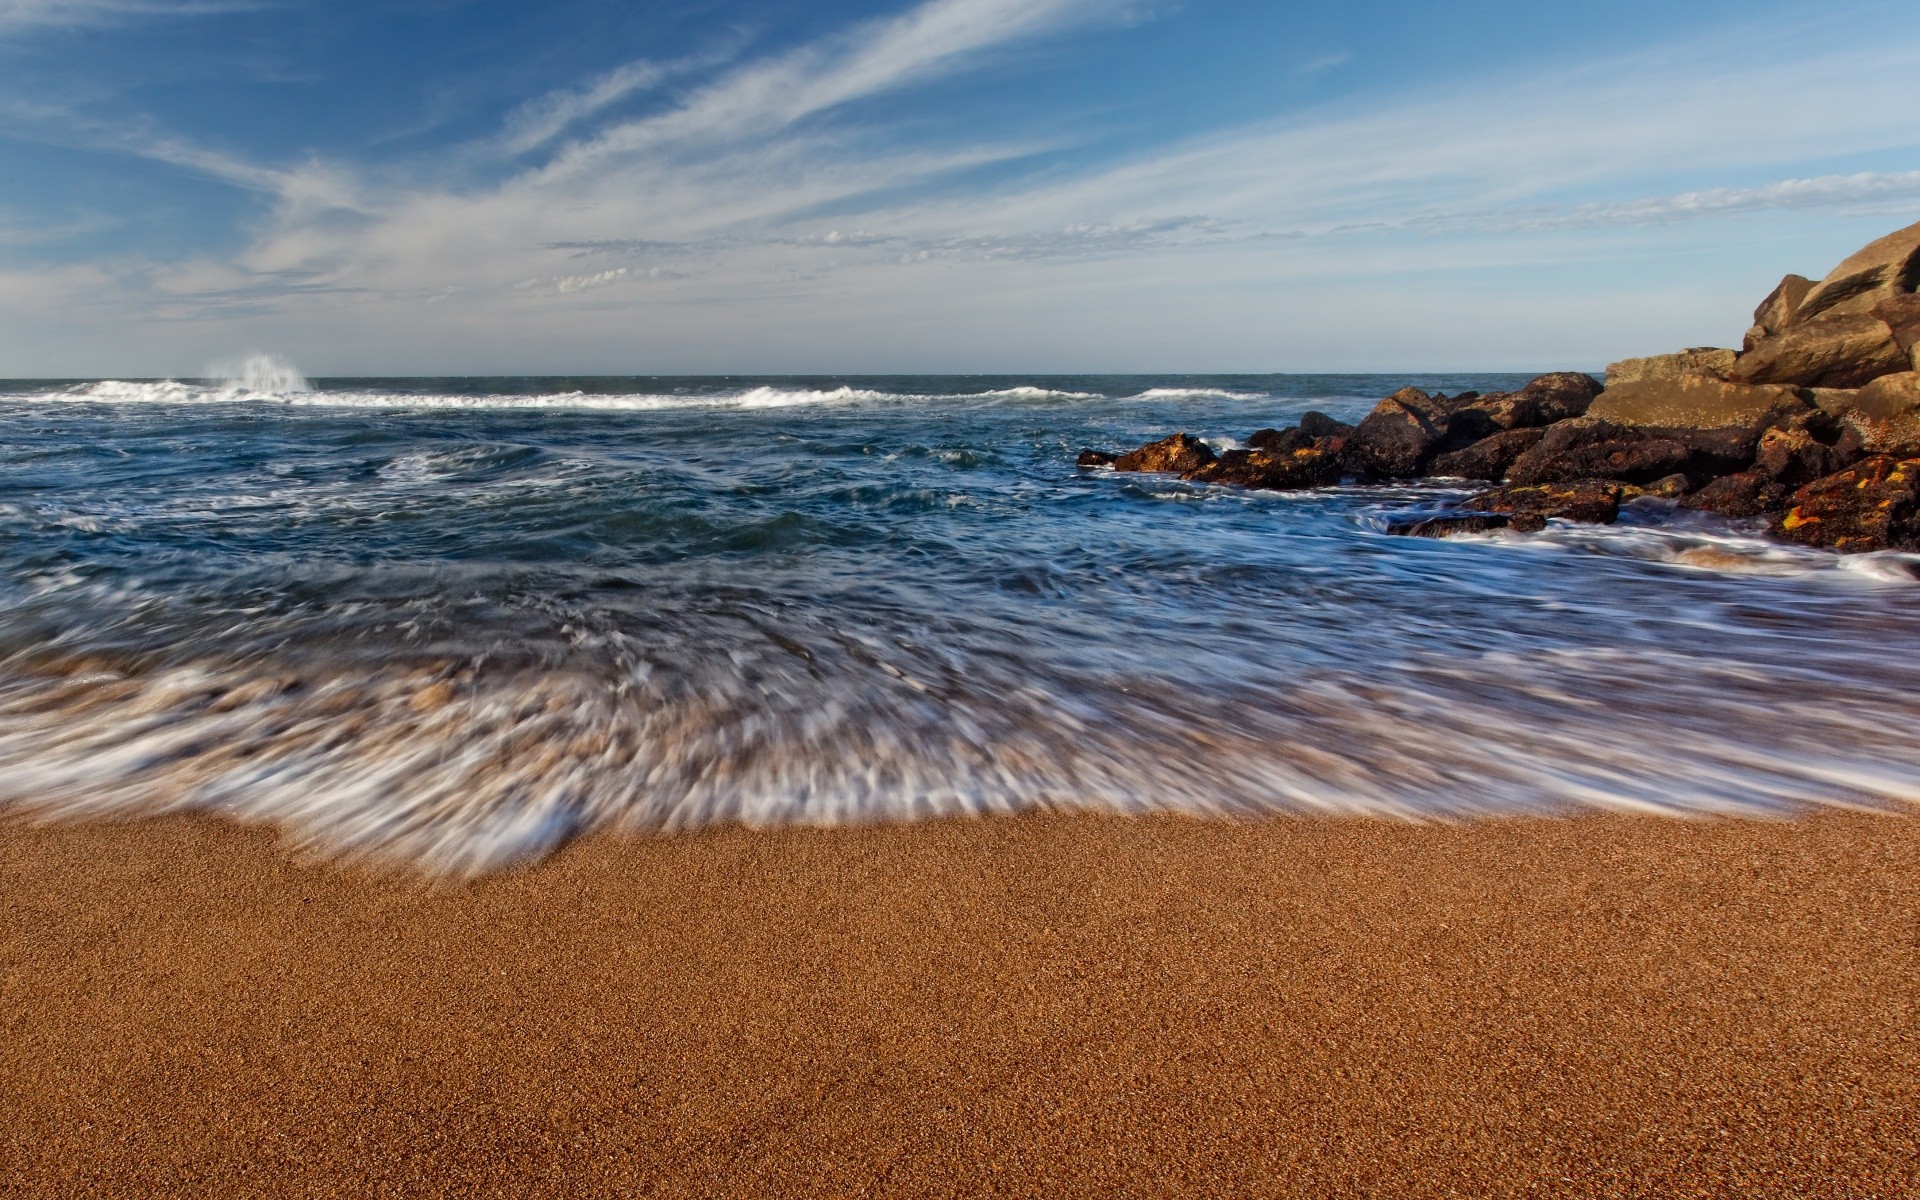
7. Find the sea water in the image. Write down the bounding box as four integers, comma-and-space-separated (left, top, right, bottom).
2, 370, 1916, 873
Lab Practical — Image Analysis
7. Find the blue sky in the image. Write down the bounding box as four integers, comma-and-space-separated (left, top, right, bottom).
0, 0, 1917, 376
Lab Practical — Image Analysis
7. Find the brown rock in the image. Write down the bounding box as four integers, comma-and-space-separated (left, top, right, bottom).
1505, 419, 1693, 487
1604, 349, 1736, 388
1112, 433, 1214, 474
1681, 471, 1789, 518
1076, 449, 1116, 468
1428, 428, 1547, 482
1754, 427, 1845, 488
1348, 387, 1446, 478
1298, 411, 1354, 440
1732, 313, 1907, 389
1853, 371, 1920, 421
1772, 456, 1920, 552
1836, 408, 1920, 459
1184, 443, 1344, 491
1791, 220, 1920, 326
1755, 274, 1815, 334
1873, 293, 1920, 355
1444, 373, 1602, 444
1638, 473, 1693, 499
1466, 479, 1622, 527
1384, 514, 1513, 538
1588, 374, 1808, 431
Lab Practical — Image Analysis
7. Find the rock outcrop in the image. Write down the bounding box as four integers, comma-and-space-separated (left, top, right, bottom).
1077, 218, 1920, 553
1111, 433, 1213, 474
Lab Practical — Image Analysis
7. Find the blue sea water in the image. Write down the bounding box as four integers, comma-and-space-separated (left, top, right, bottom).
2, 367, 1917, 873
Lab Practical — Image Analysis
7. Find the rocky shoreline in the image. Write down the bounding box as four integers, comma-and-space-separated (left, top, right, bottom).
1081, 220, 1920, 554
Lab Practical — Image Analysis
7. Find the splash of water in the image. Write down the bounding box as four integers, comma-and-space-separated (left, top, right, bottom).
209, 353, 310, 395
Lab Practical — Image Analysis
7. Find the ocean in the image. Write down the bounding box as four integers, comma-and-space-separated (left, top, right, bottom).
2, 366, 1917, 873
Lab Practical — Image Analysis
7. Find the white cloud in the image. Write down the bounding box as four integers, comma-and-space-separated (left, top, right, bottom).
4, 0, 1920, 373
0, 0, 244, 35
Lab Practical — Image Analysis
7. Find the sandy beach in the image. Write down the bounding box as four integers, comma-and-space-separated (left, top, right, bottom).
2, 810, 1916, 1198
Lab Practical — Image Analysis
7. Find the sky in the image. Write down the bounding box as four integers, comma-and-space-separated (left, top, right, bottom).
0, 0, 1917, 376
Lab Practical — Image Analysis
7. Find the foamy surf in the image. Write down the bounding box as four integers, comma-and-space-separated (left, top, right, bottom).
2, 369, 1915, 874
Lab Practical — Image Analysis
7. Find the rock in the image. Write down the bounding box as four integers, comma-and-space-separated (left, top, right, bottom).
1505, 418, 1694, 487
1246, 427, 1315, 453
1184, 443, 1344, 491
1298, 411, 1354, 439
1385, 514, 1512, 538
1638, 473, 1693, 499
1732, 313, 1907, 389
1589, 374, 1809, 431
1853, 371, 1920, 421
1754, 274, 1816, 334
1772, 457, 1920, 552
1604, 349, 1736, 388
1754, 426, 1847, 488
1873, 294, 1920, 356
1348, 387, 1446, 478
1112, 433, 1214, 474
1466, 479, 1622, 528
1427, 428, 1547, 481
1790, 219, 1920, 326
1836, 408, 1920, 459
1444, 372, 1602, 443
1076, 449, 1116, 468
1681, 471, 1789, 517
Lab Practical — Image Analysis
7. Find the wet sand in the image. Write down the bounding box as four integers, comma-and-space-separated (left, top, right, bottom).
2, 810, 1917, 1198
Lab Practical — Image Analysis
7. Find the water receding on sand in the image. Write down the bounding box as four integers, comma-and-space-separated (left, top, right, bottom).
1, 373, 1917, 873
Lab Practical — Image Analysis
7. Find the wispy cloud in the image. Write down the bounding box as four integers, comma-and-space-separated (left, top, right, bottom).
0, 0, 246, 36
5, 0, 1920, 372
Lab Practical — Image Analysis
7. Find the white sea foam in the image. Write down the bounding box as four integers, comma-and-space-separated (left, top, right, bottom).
1126, 387, 1269, 401
4, 381, 1104, 411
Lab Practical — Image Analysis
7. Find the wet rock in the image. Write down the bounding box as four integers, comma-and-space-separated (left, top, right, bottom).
1246, 427, 1315, 453
1754, 426, 1847, 488
1348, 386, 1447, 478
1465, 479, 1622, 528
1184, 443, 1344, 491
1427, 428, 1547, 481
1637, 473, 1693, 499
1385, 514, 1513, 538
1076, 449, 1116, 468
1732, 312, 1908, 389
1298, 411, 1355, 440
1754, 274, 1815, 335
1604, 349, 1737, 388
1504, 419, 1694, 487
1681, 471, 1789, 518
1772, 456, 1920, 552
1836, 408, 1920, 459
1443, 372, 1602, 444
1788, 219, 1920, 327
1112, 433, 1214, 474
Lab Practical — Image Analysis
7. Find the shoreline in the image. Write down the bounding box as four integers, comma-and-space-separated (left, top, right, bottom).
4, 809, 1917, 1197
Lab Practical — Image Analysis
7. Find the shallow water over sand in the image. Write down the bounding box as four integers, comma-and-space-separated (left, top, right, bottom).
2, 373, 1917, 872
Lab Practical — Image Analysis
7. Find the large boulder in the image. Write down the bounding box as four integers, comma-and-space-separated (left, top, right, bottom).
1465, 479, 1623, 531
1428, 428, 1547, 481
1112, 433, 1214, 474
1504, 418, 1694, 487
1836, 407, 1920, 460
1731, 312, 1908, 389
1588, 373, 1808, 432
1873, 294, 1920, 364
1443, 372, 1601, 443
1682, 471, 1789, 518
1753, 426, 1847, 488
1184, 443, 1344, 491
1348, 386, 1449, 478
1754, 274, 1815, 336
1849, 372, 1920, 421
1604, 349, 1736, 388
1789, 219, 1920, 327
1772, 457, 1920, 552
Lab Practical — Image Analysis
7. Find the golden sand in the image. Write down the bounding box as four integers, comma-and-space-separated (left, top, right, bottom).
3, 810, 1916, 1198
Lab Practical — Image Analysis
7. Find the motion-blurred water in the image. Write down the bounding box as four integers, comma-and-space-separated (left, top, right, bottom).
2, 372, 1916, 873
